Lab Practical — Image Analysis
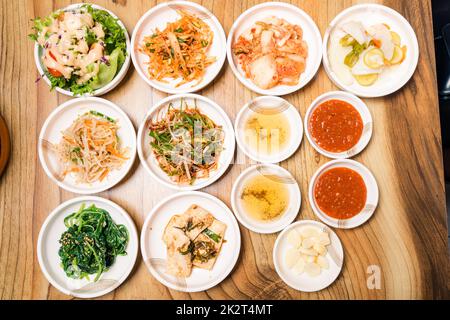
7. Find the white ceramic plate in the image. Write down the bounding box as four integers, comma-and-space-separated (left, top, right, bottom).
33, 3, 131, 97
226, 2, 322, 96
37, 196, 138, 298
131, 1, 226, 94
231, 164, 301, 234
137, 93, 235, 191
304, 91, 373, 159
322, 4, 419, 98
140, 191, 241, 292
273, 220, 344, 292
235, 96, 303, 163
309, 159, 379, 229
38, 97, 137, 194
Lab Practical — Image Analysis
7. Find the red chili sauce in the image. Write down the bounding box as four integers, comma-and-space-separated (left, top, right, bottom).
314, 167, 367, 219
309, 99, 363, 153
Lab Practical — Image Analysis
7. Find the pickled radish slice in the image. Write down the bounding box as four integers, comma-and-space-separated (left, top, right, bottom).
317, 256, 329, 269
354, 73, 378, 86
284, 225, 332, 278
305, 262, 321, 277
389, 45, 405, 65
363, 48, 385, 69
390, 31, 401, 46
287, 230, 302, 248
285, 247, 300, 268
293, 258, 306, 274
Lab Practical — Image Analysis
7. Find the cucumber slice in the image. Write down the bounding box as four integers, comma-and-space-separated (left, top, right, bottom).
90, 48, 124, 90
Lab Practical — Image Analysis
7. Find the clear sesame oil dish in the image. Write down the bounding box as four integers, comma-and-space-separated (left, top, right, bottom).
243, 111, 291, 156
240, 174, 290, 222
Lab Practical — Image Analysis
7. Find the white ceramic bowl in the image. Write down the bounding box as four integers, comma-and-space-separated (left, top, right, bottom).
33, 3, 131, 97
131, 1, 226, 94
137, 93, 235, 191
140, 191, 241, 292
304, 91, 373, 159
235, 96, 303, 163
37, 196, 138, 298
273, 220, 344, 292
231, 164, 301, 234
38, 97, 137, 194
322, 4, 419, 98
226, 2, 322, 96
308, 159, 379, 229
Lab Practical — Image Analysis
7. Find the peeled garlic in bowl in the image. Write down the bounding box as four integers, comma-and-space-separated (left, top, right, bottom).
284, 226, 331, 277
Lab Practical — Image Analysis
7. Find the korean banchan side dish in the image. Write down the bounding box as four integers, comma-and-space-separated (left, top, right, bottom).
29, 4, 127, 95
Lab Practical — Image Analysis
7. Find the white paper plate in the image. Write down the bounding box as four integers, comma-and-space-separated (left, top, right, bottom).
33, 3, 131, 97
273, 220, 344, 292
226, 2, 322, 96
137, 94, 235, 191
309, 159, 379, 229
131, 1, 226, 94
322, 4, 419, 98
231, 164, 301, 234
37, 196, 139, 298
235, 96, 303, 163
38, 97, 137, 194
304, 91, 373, 159
140, 191, 241, 292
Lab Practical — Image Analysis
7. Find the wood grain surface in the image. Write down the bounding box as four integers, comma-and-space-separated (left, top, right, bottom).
0, 0, 448, 300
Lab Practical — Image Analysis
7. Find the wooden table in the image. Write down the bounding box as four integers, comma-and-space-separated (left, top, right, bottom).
0, 0, 448, 300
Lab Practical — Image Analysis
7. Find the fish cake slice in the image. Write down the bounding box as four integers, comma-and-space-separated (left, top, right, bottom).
166, 246, 192, 277
184, 204, 214, 240
192, 219, 227, 270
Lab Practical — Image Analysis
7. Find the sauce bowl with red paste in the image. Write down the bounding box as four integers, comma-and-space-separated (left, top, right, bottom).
305, 91, 373, 159
308, 159, 379, 229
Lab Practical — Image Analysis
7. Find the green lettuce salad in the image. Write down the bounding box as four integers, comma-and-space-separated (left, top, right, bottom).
29, 4, 127, 95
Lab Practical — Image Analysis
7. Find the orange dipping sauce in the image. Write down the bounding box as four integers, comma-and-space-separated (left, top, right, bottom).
309, 99, 363, 153
314, 167, 367, 220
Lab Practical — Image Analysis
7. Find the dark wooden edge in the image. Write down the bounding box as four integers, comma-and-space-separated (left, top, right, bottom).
0, 114, 10, 177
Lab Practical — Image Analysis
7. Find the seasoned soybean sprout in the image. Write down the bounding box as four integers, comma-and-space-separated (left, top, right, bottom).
54, 110, 128, 184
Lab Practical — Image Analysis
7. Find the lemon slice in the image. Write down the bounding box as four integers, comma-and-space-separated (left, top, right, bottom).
390, 31, 401, 46
390, 45, 405, 65
363, 48, 385, 69
354, 73, 378, 86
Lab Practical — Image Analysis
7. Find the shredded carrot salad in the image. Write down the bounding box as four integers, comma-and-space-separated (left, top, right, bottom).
140, 10, 216, 87
55, 111, 128, 184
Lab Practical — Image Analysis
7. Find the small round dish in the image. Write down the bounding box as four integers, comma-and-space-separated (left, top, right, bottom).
140, 191, 241, 292
322, 4, 419, 98
137, 93, 235, 191
309, 159, 379, 229
227, 2, 322, 96
235, 96, 303, 163
304, 91, 373, 159
231, 164, 301, 234
37, 196, 138, 299
273, 220, 344, 292
131, 1, 226, 94
33, 3, 131, 97
38, 97, 137, 194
